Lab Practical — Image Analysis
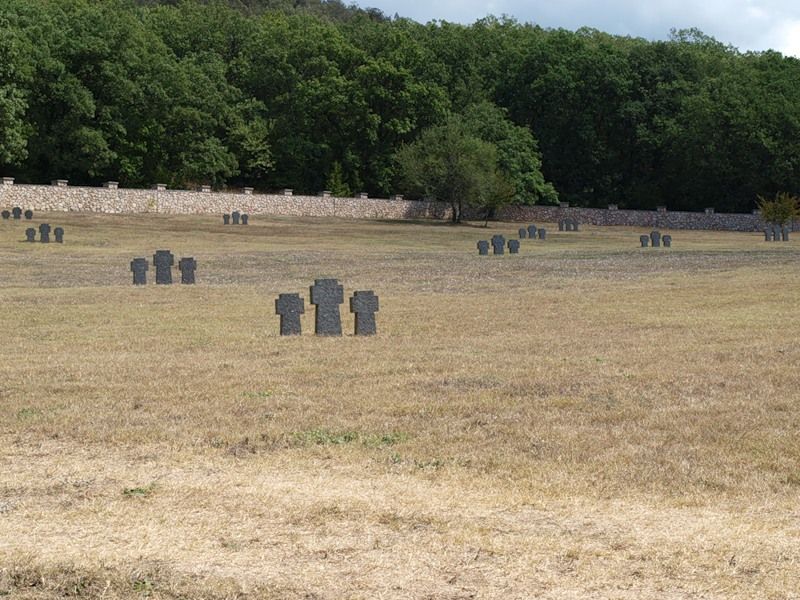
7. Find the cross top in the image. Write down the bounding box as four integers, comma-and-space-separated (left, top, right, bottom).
351, 290, 378, 313
310, 279, 344, 305
153, 250, 174, 266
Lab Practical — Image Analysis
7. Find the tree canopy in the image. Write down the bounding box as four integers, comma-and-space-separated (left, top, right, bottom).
2, 0, 800, 213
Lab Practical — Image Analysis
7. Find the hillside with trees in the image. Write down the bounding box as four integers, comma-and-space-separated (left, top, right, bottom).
2, 0, 800, 212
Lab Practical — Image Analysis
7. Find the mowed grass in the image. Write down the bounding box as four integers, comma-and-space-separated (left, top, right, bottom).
1, 212, 799, 599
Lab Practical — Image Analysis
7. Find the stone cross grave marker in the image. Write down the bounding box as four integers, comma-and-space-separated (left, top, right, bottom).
572, 220, 580, 232
650, 230, 661, 248
54, 227, 64, 243
640, 235, 649, 248
508, 239, 520, 254
518, 228, 527, 239
773, 225, 782, 241
310, 278, 344, 335
153, 250, 174, 284
12, 207, 22, 219
764, 228, 771, 242
1, 210, 9, 220
25, 228, 36, 242
662, 235, 672, 247
131, 258, 148, 285
223, 214, 230, 225
558, 219, 565, 231
477, 240, 489, 256
491, 234, 505, 255
350, 290, 379, 336
782, 226, 790, 242
232, 211, 241, 225
178, 257, 197, 284
241, 214, 249, 225
275, 293, 304, 335
538, 228, 546, 240
24, 210, 33, 220
39, 223, 51, 243
527, 225, 537, 239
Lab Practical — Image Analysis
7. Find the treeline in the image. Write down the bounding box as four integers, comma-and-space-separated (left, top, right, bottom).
2, 0, 800, 212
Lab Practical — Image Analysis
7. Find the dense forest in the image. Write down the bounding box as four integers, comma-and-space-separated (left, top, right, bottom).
2, 0, 800, 212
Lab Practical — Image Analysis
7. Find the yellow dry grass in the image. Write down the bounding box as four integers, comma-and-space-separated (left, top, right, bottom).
1, 212, 799, 599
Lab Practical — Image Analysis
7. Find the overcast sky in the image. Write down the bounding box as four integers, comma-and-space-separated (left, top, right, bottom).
358, 0, 800, 56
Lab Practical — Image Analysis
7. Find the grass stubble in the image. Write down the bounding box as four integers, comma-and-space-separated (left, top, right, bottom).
0, 212, 799, 598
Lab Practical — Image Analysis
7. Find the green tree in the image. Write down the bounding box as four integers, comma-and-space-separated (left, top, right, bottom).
757, 192, 799, 225
395, 117, 498, 223
325, 161, 351, 196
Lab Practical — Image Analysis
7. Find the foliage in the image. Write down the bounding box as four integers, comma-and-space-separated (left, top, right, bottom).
756, 192, 800, 225
395, 117, 498, 223
1, 0, 800, 213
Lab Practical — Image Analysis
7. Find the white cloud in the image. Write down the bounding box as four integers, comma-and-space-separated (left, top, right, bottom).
362, 0, 800, 56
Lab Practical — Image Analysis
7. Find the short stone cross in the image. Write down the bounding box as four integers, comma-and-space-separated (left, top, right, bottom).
178, 257, 197, 284
477, 240, 489, 256
310, 278, 344, 336
662, 235, 672, 247
1, 210, 9, 219
54, 227, 64, 243
131, 258, 148, 285
25, 228, 36, 242
24, 210, 33, 220
650, 230, 661, 248
39, 223, 51, 243
518, 227, 527, 239
12, 207, 22, 219
538, 228, 546, 240
350, 290, 379, 336
223, 214, 230, 225
232, 211, 241, 225
241, 214, 249, 225
640, 235, 649, 248
764, 228, 771, 242
275, 293, 304, 335
527, 225, 537, 239
573, 220, 580, 232
773, 225, 782, 241
508, 239, 520, 254
782, 226, 790, 242
491, 234, 505, 255
153, 250, 174, 284
558, 219, 565, 231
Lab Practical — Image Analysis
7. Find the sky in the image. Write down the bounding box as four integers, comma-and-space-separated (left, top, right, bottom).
357, 0, 800, 57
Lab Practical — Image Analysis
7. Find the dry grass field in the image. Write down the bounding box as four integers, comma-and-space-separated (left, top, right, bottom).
1, 212, 799, 599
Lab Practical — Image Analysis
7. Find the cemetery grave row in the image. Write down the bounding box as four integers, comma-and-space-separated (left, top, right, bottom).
1, 207, 34, 220
276, 279, 378, 336
640, 231, 672, 248
764, 225, 790, 242
223, 211, 249, 225
24, 223, 64, 243
130, 251, 196, 285
558, 218, 580, 232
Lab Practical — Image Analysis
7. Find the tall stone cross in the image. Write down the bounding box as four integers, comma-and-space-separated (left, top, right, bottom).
25, 228, 36, 242
223, 214, 230, 225
131, 258, 148, 285
153, 250, 174, 284
275, 293, 305, 335
39, 223, 51, 243
178, 257, 197, 284
491, 234, 505, 255
527, 225, 537, 239
232, 211, 241, 225
518, 228, 527, 239
350, 291, 379, 336
12, 207, 22, 219
54, 227, 64, 243
310, 278, 344, 335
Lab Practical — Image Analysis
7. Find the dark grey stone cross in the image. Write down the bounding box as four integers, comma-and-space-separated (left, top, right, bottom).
477, 240, 489, 256
491, 234, 505, 255
39, 223, 51, 243
25, 228, 35, 242
178, 257, 197, 284
131, 258, 148, 285
24, 210, 33, 220
275, 293, 305, 335
1, 210, 9, 220
527, 225, 537, 239
310, 278, 344, 335
241, 214, 249, 225
518, 228, 527, 239
153, 250, 174, 284
350, 290, 379, 336
223, 214, 230, 225
54, 227, 64, 243
12, 207, 22, 219
508, 239, 520, 254
232, 211, 241, 225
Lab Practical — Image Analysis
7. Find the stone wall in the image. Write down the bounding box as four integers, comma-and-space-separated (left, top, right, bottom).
0, 179, 790, 231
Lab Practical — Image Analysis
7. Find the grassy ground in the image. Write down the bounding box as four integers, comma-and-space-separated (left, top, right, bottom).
1, 212, 799, 599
